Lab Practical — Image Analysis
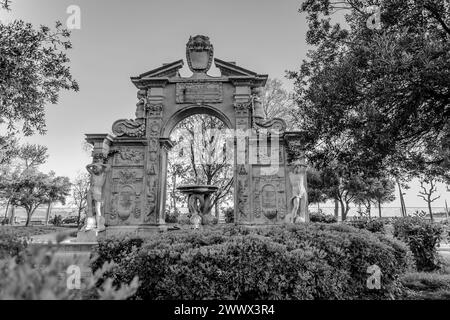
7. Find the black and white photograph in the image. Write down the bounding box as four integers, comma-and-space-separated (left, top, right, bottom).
0, 0, 449, 313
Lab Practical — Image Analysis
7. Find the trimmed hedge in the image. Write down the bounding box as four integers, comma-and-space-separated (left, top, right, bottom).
91, 224, 413, 300
393, 217, 443, 272
309, 212, 337, 223
347, 217, 385, 233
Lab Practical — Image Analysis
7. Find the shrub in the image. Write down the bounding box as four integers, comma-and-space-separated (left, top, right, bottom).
393, 217, 443, 272
223, 207, 234, 223
401, 272, 450, 300
165, 210, 179, 224
90, 236, 144, 272
0, 246, 139, 300
92, 224, 412, 300
347, 217, 385, 233
309, 212, 337, 223
0, 229, 27, 260
49, 215, 63, 226
177, 214, 190, 225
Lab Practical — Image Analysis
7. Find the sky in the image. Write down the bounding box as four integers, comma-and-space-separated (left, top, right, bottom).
1, 0, 448, 210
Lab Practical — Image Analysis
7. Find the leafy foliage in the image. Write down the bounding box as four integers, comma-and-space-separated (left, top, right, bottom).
71, 172, 90, 227
260, 78, 299, 130
393, 217, 443, 271
0, 247, 138, 300
92, 224, 412, 300
49, 215, 63, 227
347, 216, 385, 233
0, 10, 79, 135
223, 207, 234, 223
0, 170, 71, 226
289, 0, 450, 183
0, 228, 27, 260
309, 211, 337, 223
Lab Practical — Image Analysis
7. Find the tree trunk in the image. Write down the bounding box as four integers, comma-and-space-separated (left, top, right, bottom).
334, 199, 339, 219
428, 198, 434, 221
45, 202, 52, 225
25, 210, 31, 227
215, 202, 219, 219
3, 199, 10, 223
445, 200, 449, 221
77, 208, 82, 228
396, 179, 406, 217
9, 206, 15, 225
340, 200, 346, 221
378, 199, 382, 218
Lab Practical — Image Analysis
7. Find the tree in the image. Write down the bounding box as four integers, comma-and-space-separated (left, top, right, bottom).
1, 2, 79, 136
417, 176, 441, 221
317, 164, 365, 221
371, 178, 396, 218
288, 0, 450, 183
44, 174, 72, 225
307, 168, 329, 212
353, 176, 396, 218
0, 143, 48, 224
261, 78, 299, 130
71, 172, 90, 227
17, 144, 48, 172
169, 114, 233, 217
1, 171, 71, 226
0, 123, 18, 166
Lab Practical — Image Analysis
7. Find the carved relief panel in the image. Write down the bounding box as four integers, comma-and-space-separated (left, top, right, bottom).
252, 166, 287, 223
108, 168, 144, 226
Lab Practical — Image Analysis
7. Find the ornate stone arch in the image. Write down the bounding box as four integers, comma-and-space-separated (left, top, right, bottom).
161, 104, 234, 139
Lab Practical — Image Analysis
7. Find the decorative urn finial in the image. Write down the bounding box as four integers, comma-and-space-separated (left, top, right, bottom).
186, 35, 214, 74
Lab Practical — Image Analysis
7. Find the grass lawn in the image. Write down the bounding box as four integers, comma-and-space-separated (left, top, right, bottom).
401, 252, 450, 299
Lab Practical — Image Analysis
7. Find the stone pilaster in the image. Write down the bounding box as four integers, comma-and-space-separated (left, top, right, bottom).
144, 86, 165, 225
233, 85, 252, 224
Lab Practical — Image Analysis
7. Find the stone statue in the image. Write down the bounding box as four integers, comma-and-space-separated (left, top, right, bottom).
83, 160, 110, 232
285, 161, 307, 224
251, 87, 265, 119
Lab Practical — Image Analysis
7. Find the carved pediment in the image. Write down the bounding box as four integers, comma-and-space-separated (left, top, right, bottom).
214, 58, 268, 86
131, 60, 184, 88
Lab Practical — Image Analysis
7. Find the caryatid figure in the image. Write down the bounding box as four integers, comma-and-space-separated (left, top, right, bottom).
286, 160, 308, 223
85, 160, 110, 232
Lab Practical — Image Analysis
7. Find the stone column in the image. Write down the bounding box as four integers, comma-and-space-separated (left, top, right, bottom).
144, 86, 165, 225
158, 138, 174, 225
233, 84, 252, 224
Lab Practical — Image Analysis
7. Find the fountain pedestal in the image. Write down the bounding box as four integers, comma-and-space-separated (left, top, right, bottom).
177, 185, 219, 228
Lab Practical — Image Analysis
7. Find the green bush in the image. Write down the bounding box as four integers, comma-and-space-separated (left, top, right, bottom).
393, 217, 443, 272
92, 224, 412, 300
0, 229, 27, 260
309, 212, 337, 223
165, 210, 179, 224
347, 217, 385, 233
0, 246, 139, 300
49, 215, 63, 226
223, 207, 234, 223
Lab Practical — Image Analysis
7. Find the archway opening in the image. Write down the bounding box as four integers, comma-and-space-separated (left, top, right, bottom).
165, 114, 234, 224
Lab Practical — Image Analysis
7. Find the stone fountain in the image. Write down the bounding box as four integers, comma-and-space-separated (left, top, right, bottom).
176, 185, 219, 228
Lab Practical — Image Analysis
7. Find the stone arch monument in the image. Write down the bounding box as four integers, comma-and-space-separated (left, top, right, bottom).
85, 35, 308, 236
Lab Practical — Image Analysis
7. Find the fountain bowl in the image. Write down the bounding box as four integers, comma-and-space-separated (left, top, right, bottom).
176, 185, 218, 195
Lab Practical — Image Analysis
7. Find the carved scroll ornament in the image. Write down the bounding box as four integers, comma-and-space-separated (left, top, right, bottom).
112, 119, 145, 138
